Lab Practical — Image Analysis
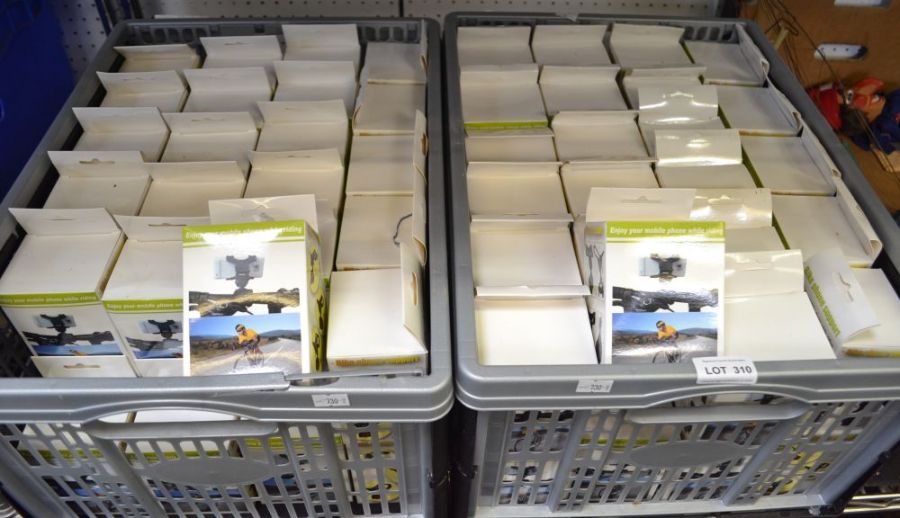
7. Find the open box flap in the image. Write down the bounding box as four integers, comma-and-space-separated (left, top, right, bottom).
115, 215, 209, 242
273, 60, 356, 86
10, 208, 119, 237
532, 24, 609, 55
400, 243, 426, 347
163, 112, 257, 135
609, 23, 690, 68
412, 164, 427, 266
801, 125, 842, 180
208, 195, 318, 233
200, 35, 282, 61
73, 107, 167, 135
539, 65, 620, 85
467, 161, 561, 178
412, 110, 427, 177
719, 85, 803, 135
48, 150, 147, 178
114, 43, 198, 61
804, 248, 878, 345
282, 23, 360, 66
460, 64, 540, 85
458, 26, 532, 65
726, 250, 803, 298
147, 161, 247, 183
249, 148, 343, 173
638, 84, 719, 124
97, 70, 185, 95
183, 66, 273, 94
655, 128, 742, 166
691, 188, 772, 229
471, 216, 572, 232
735, 24, 770, 79
477, 285, 590, 299
586, 187, 695, 223
834, 177, 882, 259
364, 40, 427, 84
552, 110, 638, 129
258, 99, 346, 125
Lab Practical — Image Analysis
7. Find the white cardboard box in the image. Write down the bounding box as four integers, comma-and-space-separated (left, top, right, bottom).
654, 129, 756, 189
98, 70, 187, 112
256, 100, 349, 161
685, 25, 769, 86
561, 161, 658, 216
353, 81, 425, 135
72, 107, 169, 162
460, 65, 547, 129
161, 112, 260, 173
531, 24, 611, 66
621, 66, 705, 108
346, 110, 427, 196
104, 216, 199, 377
723, 250, 833, 361
114, 44, 200, 73
718, 85, 802, 136
725, 226, 784, 253
552, 111, 649, 161
773, 178, 881, 267
44, 150, 150, 216
141, 161, 247, 217
327, 247, 427, 373
742, 128, 839, 195
539, 65, 627, 115
272, 60, 357, 116
282, 24, 360, 71
457, 26, 533, 66
246, 149, 344, 207
465, 128, 557, 162
182, 66, 274, 118
200, 35, 282, 79
467, 162, 568, 218
475, 297, 596, 365
0, 209, 130, 369
364, 37, 427, 84
608, 23, 692, 69
690, 189, 772, 229
637, 84, 719, 125
842, 268, 900, 356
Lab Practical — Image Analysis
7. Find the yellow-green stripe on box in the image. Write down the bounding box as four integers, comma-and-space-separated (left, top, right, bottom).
0, 292, 101, 307
183, 220, 307, 247
606, 221, 725, 242
103, 299, 182, 314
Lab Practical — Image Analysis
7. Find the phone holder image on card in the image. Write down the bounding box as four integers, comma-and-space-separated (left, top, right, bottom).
24, 314, 114, 346
190, 255, 300, 317
612, 286, 718, 313
640, 254, 686, 281
214, 255, 265, 289
127, 319, 184, 354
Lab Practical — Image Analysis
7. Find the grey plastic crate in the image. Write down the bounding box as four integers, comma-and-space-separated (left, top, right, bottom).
0, 17, 450, 518
445, 12, 900, 517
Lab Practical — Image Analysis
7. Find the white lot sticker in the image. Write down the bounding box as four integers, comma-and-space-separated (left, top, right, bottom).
312, 393, 350, 407
576, 379, 614, 393
693, 357, 758, 385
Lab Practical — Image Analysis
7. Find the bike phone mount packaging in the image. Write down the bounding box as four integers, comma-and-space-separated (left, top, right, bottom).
98, 70, 188, 112
585, 188, 724, 364
182, 218, 324, 377
72, 107, 170, 162
182, 67, 274, 120
272, 60, 358, 116
160, 112, 260, 173
256, 100, 349, 161
459, 65, 547, 130
113, 43, 200, 73
0, 208, 133, 377
282, 24, 361, 71
140, 161, 247, 218
44, 150, 150, 216
103, 215, 207, 377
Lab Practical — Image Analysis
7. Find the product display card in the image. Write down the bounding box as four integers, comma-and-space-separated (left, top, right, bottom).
33, 356, 137, 378
773, 178, 881, 267
690, 189, 772, 229
114, 44, 201, 73
256, 100, 349, 161
552, 111, 649, 161
841, 268, 900, 357
364, 38, 427, 84
465, 128, 557, 162
475, 297, 596, 366
183, 219, 325, 376
245, 149, 344, 208
621, 66, 705, 108
654, 129, 757, 189
742, 128, 839, 195
141, 161, 247, 217
336, 185, 427, 270
467, 162, 568, 218
725, 226, 784, 253
44, 150, 150, 216
161, 112, 260, 173
0, 208, 127, 359
200, 35, 283, 80
599, 220, 725, 364
539, 65, 627, 115
608, 23, 692, 69
724, 251, 833, 361
346, 110, 427, 196
639, 118, 726, 156
457, 26, 534, 66
182, 67, 274, 119
353, 81, 426, 135
561, 161, 659, 216
72, 107, 169, 162
272, 60, 358, 116
98, 70, 188, 112
470, 218, 584, 291
282, 24, 361, 71
460, 65, 547, 129
685, 25, 769, 86
637, 84, 719, 125
327, 245, 428, 373
531, 24, 611, 66
717, 85, 802, 136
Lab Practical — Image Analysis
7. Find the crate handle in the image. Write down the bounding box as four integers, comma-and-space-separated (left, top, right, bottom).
82, 418, 278, 441
625, 401, 810, 425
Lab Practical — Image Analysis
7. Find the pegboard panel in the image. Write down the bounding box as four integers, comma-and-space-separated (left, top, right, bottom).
404, 0, 720, 21
137, 0, 399, 18
52, 1, 110, 77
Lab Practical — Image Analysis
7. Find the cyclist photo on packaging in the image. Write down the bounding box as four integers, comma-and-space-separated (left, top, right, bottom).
235, 323, 264, 367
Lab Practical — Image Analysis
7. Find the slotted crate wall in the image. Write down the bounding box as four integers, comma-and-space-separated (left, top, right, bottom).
404, 0, 721, 21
